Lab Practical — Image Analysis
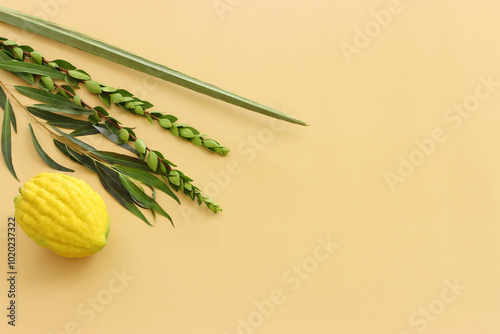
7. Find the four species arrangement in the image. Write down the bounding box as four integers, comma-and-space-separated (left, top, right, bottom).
0, 37, 227, 226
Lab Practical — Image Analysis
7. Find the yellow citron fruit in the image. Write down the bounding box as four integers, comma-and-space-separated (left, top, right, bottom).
14, 172, 110, 258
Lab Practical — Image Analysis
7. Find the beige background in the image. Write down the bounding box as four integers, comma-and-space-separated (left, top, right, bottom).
1, 0, 500, 333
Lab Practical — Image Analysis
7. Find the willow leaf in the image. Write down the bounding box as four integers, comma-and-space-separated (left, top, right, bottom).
114, 165, 180, 204
64, 145, 97, 172
0, 84, 16, 132
32, 103, 94, 115
15, 86, 86, 109
26, 106, 89, 129
92, 124, 136, 153
1, 94, 18, 180
28, 123, 74, 172
92, 150, 156, 171
70, 123, 100, 137
119, 174, 173, 226
0, 61, 66, 79
0, 6, 307, 126
50, 126, 96, 152
95, 162, 152, 226
53, 139, 80, 164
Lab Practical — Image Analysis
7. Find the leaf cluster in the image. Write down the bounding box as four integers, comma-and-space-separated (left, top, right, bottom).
0, 37, 223, 226
0, 39, 229, 155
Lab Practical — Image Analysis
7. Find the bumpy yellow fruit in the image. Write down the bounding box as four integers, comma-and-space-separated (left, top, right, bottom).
14, 173, 110, 258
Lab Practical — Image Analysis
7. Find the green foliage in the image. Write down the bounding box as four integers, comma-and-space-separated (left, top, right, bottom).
0, 35, 226, 225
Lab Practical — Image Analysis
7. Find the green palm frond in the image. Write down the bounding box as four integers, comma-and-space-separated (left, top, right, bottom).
0, 5, 307, 126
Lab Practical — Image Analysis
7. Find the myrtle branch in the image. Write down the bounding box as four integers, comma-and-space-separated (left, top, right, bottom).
0, 38, 230, 155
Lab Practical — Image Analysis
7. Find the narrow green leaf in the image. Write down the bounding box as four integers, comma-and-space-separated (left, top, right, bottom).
119, 174, 173, 226
0, 84, 16, 133
32, 103, 94, 115
15, 86, 86, 108
53, 139, 80, 164
92, 150, 154, 171
114, 165, 179, 204
26, 106, 89, 129
1, 96, 18, 180
69, 123, 100, 136
95, 162, 152, 226
50, 126, 96, 152
0, 6, 308, 125
65, 145, 96, 172
28, 123, 74, 172
0, 50, 35, 84
0, 61, 66, 79
92, 124, 136, 153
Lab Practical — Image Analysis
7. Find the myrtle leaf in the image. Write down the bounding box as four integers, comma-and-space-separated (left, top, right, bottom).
85, 80, 102, 94
92, 124, 136, 153
99, 93, 111, 107
67, 69, 91, 81
147, 150, 158, 171
52, 59, 76, 70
